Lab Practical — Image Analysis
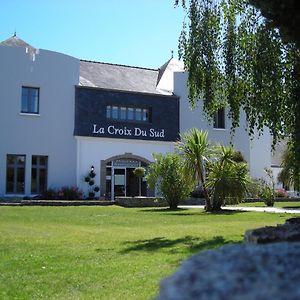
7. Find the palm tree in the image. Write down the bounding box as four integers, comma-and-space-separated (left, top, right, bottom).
178, 130, 249, 211
177, 128, 213, 211
278, 145, 299, 191
206, 146, 249, 210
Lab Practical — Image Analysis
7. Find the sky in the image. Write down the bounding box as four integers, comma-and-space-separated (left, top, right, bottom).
0, 0, 186, 69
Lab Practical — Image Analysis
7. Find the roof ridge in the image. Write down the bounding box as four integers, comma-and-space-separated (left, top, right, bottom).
0, 35, 36, 50
80, 59, 158, 72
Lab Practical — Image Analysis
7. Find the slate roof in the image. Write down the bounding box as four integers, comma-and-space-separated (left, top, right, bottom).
0, 35, 182, 96
0, 35, 36, 52
79, 60, 171, 95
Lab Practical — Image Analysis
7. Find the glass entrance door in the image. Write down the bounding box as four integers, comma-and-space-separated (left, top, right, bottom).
113, 168, 126, 198
107, 159, 149, 200
126, 168, 139, 197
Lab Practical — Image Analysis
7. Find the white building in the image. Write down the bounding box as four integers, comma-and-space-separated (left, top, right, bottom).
0, 35, 272, 199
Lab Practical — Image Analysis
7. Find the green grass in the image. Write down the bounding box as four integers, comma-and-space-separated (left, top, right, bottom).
0, 206, 299, 300
237, 201, 300, 208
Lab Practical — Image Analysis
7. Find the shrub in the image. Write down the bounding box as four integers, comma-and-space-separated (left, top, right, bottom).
275, 188, 289, 198
259, 168, 276, 207
57, 186, 83, 200
147, 153, 195, 209
245, 179, 261, 198
258, 179, 275, 207
40, 188, 58, 200
39, 186, 83, 200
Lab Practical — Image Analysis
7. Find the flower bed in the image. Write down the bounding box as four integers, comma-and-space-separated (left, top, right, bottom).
115, 196, 167, 207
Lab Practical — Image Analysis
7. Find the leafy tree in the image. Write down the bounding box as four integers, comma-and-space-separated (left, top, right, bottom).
248, 0, 300, 46
146, 153, 195, 209
175, 0, 300, 190
177, 128, 213, 210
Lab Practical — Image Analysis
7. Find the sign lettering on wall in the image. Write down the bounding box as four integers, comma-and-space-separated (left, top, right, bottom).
92, 124, 165, 139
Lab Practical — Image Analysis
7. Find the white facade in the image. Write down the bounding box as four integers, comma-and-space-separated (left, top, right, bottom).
75, 137, 174, 197
0, 36, 273, 199
174, 71, 272, 180
0, 43, 79, 197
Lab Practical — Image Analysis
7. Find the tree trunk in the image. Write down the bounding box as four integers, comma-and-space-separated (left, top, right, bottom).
203, 186, 213, 211
198, 168, 212, 211
211, 195, 223, 211
168, 199, 178, 210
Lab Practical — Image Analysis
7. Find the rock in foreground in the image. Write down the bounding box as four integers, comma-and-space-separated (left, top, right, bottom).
156, 242, 300, 300
244, 217, 300, 244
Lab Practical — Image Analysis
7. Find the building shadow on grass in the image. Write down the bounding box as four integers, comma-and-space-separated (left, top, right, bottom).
120, 235, 237, 254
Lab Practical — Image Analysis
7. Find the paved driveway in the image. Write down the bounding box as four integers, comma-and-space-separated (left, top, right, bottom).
179, 205, 300, 214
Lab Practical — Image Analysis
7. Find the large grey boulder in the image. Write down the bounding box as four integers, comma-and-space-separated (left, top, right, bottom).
156, 242, 300, 300
244, 217, 300, 244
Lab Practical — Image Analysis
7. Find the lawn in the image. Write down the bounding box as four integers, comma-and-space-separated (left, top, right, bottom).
237, 201, 300, 208
0, 206, 298, 300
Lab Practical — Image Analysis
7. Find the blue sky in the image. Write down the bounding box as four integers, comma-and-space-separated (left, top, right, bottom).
0, 0, 185, 69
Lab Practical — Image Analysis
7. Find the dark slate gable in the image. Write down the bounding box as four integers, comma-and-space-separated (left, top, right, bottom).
75, 87, 180, 142
80, 60, 169, 95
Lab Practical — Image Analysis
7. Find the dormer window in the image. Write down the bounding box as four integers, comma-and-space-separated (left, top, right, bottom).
106, 105, 151, 123
21, 87, 39, 114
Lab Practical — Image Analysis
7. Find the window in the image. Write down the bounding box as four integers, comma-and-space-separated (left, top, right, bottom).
120, 107, 127, 120
106, 105, 111, 118
6, 155, 26, 194
135, 108, 142, 121
112, 106, 118, 119
142, 109, 149, 121
106, 105, 151, 123
128, 108, 134, 120
31, 156, 48, 194
214, 108, 225, 129
21, 87, 39, 114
